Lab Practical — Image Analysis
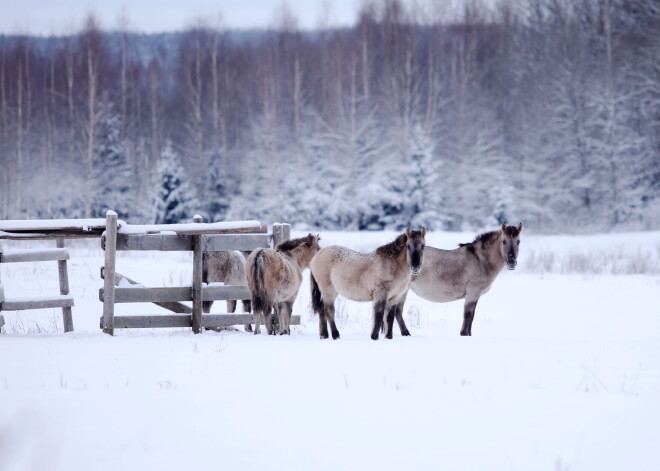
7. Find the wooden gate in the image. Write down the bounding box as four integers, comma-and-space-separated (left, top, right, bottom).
99, 211, 293, 335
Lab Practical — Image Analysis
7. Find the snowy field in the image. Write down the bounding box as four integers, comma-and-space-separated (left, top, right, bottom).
1, 230, 659, 471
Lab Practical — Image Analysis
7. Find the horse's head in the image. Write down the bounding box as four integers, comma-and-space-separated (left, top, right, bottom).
304, 233, 321, 255
500, 223, 522, 270
405, 227, 426, 276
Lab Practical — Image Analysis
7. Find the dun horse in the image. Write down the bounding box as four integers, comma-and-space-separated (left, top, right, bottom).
203, 251, 252, 331
246, 234, 321, 335
310, 228, 426, 340
404, 223, 522, 336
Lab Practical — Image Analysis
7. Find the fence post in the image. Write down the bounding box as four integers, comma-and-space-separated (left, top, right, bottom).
0, 240, 4, 324
272, 223, 283, 247
102, 211, 118, 335
282, 224, 291, 242
192, 215, 203, 334
57, 239, 74, 333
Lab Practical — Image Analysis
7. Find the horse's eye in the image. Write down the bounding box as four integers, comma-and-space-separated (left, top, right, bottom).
502, 240, 506, 245
517, 240, 520, 245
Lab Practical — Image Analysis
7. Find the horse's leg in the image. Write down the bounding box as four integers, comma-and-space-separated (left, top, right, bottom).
202, 301, 213, 314
384, 305, 396, 339
266, 303, 276, 335
395, 294, 411, 336
227, 299, 236, 314
324, 302, 340, 340
371, 298, 387, 340
460, 297, 479, 336
317, 288, 337, 340
242, 300, 253, 332
278, 301, 293, 335
253, 307, 262, 335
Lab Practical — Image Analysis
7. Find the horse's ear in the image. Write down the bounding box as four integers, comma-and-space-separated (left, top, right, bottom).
421, 227, 427, 237
517, 223, 523, 233
501, 223, 507, 232
405, 227, 412, 238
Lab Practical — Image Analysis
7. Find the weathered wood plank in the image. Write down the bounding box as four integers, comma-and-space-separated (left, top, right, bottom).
101, 287, 192, 303
109, 314, 300, 329
0, 230, 105, 240
0, 218, 107, 232
117, 220, 266, 235
0, 248, 69, 263
112, 314, 192, 329
102, 211, 118, 335
192, 217, 204, 334
204, 234, 272, 251
101, 285, 250, 303
115, 233, 193, 251
272, 223, 283, 247
104, 271, 192, 314
0, 314, 4, 331
0, 284, 4, 303
203, 285, 251, 301
57, 240, 74, 333
2, 295, 74, 310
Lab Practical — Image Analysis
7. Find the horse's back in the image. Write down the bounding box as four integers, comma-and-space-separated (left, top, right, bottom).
204, 251, 246, 284
247, 248, 301, 303
410, 246, 474, 302
311, 245, 392, 302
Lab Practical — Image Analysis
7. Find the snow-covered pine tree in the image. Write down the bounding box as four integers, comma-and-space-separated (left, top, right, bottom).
381, 125, 445, 230
152, 141, 199, 224
205, 154, 230, 223
91, 99, 134, 219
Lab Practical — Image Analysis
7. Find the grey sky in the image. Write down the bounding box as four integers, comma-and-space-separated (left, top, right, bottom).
0, 0, 371, 34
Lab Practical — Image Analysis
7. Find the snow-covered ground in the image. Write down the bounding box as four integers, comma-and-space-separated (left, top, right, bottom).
1, 230, 659, 471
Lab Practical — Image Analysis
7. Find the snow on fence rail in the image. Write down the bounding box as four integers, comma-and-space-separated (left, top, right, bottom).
100, 211, 293, 335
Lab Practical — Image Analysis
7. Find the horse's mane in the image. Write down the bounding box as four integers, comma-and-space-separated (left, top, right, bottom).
375, 233, 408, 258
276, 235, 312, 253
459, 225, 521, 254
459, 230, 500, 254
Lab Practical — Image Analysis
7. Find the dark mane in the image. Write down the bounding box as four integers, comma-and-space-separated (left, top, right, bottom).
375, 233, 407, 257
459, 230, 501, 253
276, 236, 309, 253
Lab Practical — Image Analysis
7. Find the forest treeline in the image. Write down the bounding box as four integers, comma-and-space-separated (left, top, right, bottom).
0, 0, 658, 232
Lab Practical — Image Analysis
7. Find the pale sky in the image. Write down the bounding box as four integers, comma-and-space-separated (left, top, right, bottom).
0, 0, 370, 34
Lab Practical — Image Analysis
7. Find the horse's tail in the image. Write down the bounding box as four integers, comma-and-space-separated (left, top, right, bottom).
310, 272, 324, 315
249, 249, 269, 313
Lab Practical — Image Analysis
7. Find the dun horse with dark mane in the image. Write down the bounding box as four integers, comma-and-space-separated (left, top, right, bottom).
203, 251, 252, 331
246, 234, 321, 335
402, 223, 522, 336
310, 228, 426, 340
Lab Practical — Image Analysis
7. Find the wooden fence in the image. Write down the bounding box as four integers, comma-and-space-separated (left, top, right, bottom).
0, 214, 293, 335
0, 218, 107, 333
99, 211, 293, 335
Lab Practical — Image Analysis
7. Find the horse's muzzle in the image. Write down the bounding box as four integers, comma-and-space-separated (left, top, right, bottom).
411, 265, 422, 276
506, 259, 517, 270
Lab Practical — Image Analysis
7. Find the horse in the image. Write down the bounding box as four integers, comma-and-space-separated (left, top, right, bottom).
310, 228, 426, 340
246, 233, 321, 335
405, 223, 523, 336
202, 250, 253, 331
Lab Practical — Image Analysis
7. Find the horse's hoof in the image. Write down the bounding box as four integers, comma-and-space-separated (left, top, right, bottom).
460, 331, 470, 336
254, 330, 260, 335
320, 333, 329, 339
332, 332, 340, 340
402, 331, 411, 336
244, 325, 253, 332
386, 333, 393, 340
371, 333, 379, 340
